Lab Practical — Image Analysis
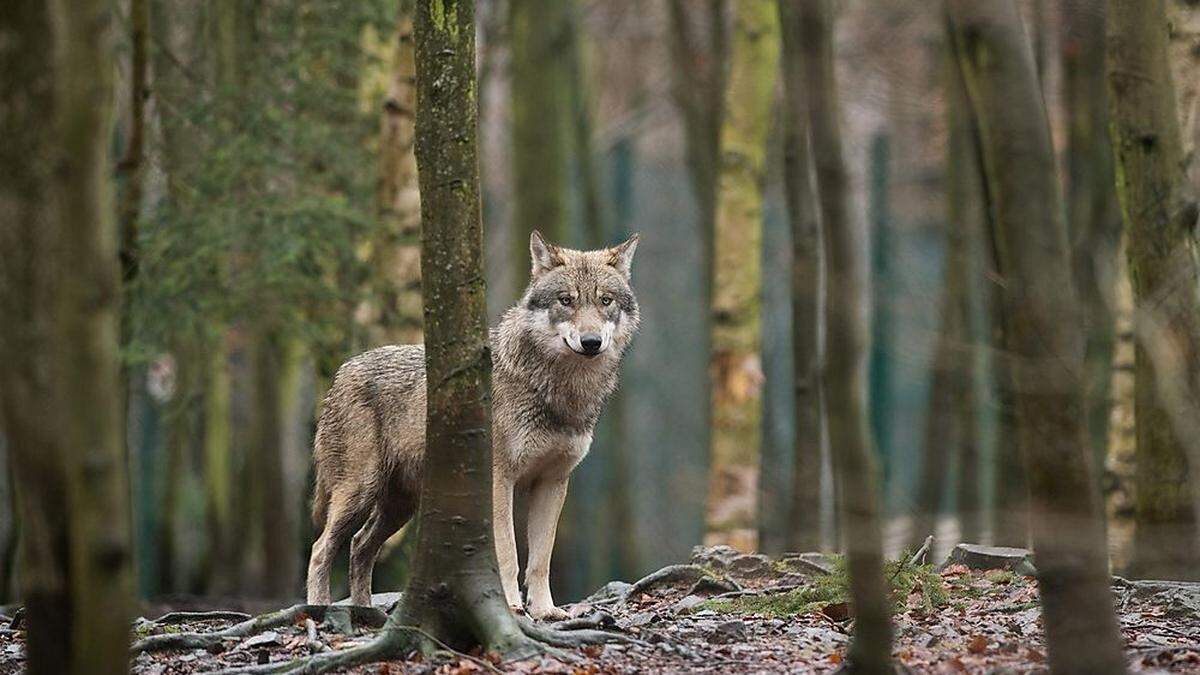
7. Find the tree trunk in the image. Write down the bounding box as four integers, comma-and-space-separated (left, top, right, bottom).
945, 56, 986, 545
1168, 0, 1200, 194
252, 332, 299, 597
202, 342, 235, 593
775, 0, 823, 554
509, 0, 572, 295
947, 2, 1126, 672
392, 0, 533, 652
1062, 0, 1123, 478
706, 0, 779, 549
367, 0, 424, 347
1109, 0, 1200, 581
798, 0, 892, 670
0, 2, 135, 673
667, 2, 726, 535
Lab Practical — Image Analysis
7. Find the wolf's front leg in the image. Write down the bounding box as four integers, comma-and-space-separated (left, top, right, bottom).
525, 475, 570, 620
493, 476, 523, 610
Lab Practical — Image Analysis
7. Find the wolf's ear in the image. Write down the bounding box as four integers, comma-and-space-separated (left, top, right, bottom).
606, 233, 639, 279
530, 230, 564, 277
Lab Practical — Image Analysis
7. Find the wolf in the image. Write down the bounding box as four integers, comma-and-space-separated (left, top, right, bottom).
305, 231, 639, 620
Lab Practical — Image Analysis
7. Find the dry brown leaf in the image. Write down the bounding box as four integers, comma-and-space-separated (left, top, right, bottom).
967, 634, 988, 654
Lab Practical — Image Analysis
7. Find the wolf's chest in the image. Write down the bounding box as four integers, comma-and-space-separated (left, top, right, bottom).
499, 427, 592, 482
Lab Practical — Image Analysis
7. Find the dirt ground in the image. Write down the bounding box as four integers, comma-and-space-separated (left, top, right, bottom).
3, 546, 1200, 674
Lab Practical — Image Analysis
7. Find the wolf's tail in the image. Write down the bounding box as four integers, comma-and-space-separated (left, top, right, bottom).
311, 475, 330, 532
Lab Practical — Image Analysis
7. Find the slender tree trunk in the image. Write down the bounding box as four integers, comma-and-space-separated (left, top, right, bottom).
867, 134, 895, 488
157, 346, 195, 592
509, 0, 572, 294
667, 3, 726, 536
367, 0, 424, 348
797, 0, 892, 670
0, 2, 134, 673
667, 0, 727, 301
1062, 0, 1123, 478
252, 332, 299, 597
1109, 0, 1200, 581
775, 0, 823, 554
947, 2, 1126, 672
945, 58, 986, 545
202, 342, 234, 592
706, 0, 778, 548
392, 0, 534, 652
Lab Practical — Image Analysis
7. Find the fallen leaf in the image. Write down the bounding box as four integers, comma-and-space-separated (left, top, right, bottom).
967, 635, 988, 654
828, 652, 843, 664
821, 602, 853, 621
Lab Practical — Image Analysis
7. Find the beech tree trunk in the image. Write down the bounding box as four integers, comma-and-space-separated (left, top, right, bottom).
774, 0, 824, 554
706, 0, 779, 548
947, 2, 1126, 672
0, 2, 135, 673
393, 0, 532, 652
1109, 0, 1200, 580
798, 0, 892, 670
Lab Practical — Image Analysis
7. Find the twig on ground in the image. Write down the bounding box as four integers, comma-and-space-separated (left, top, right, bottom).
1122, 622, 1199, 641
551, 610, 616, 632
707, 583, 805, 602
908, 536, 934, 567
303, 618, 325, 654
130, 604, 387, 655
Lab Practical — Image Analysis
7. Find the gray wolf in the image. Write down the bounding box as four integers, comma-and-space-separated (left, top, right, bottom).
305, 231, 640, 620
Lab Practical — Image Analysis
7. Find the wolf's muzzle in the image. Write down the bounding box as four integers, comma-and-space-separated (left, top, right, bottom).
580, 333, 603, 355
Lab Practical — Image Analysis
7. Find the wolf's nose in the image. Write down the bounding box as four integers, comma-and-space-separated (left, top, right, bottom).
580, 334, 603, 354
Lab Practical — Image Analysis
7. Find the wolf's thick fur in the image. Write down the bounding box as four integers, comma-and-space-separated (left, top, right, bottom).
306, 232, 639, 619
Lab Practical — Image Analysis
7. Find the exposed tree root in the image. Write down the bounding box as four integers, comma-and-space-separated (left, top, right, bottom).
196, 608, 645, 675
515, 614, 649, 648
621, 564, 711, 602
140, 610, 253, 625
130, 604, 387, 655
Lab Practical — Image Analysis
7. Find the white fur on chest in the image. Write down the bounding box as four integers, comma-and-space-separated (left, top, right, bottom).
501, 429, 592, 484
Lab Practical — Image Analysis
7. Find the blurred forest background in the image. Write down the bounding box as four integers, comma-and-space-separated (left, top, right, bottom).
2, 0, 1199, 612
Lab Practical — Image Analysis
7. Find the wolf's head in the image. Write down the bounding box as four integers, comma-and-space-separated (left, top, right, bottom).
512, 230, 640, 362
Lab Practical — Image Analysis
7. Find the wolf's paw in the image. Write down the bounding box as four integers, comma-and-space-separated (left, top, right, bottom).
527, 603, 569, 621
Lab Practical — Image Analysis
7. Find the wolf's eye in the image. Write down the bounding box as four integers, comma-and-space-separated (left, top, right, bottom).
601, 296, 613, 306
558, 295, 573, 307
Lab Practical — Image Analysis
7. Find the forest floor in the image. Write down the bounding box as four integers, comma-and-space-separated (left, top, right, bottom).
2, 544, 1200, 674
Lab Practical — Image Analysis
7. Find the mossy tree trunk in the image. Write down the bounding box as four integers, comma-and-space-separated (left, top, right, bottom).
798, 0, 892, 670
947, 2, 1126, 672
391, 0, 534, 652
0, 1, 135, 672
366, 0, 424, 347
509, 0, 572, 295
707, 0, 779, 547
1109, 0, 1200, 580
774, 0, 824, 554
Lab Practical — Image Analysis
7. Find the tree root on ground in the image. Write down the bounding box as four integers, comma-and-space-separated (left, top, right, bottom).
130, 604, 387, 655
195, 609, 646, 675
620, 564, 712, 602
139, 610, 253, 626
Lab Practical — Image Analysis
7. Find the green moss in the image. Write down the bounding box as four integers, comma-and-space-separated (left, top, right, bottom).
703, 554, 947, 617
984, 570, 1016, 585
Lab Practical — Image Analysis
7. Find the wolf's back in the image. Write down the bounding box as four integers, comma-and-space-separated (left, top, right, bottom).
311, 345, 426, 529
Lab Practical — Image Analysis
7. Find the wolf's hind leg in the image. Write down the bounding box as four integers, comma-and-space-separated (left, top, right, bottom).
306, 494, 363, 605
348, 498, 411, 607
525, 476, 570, 621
